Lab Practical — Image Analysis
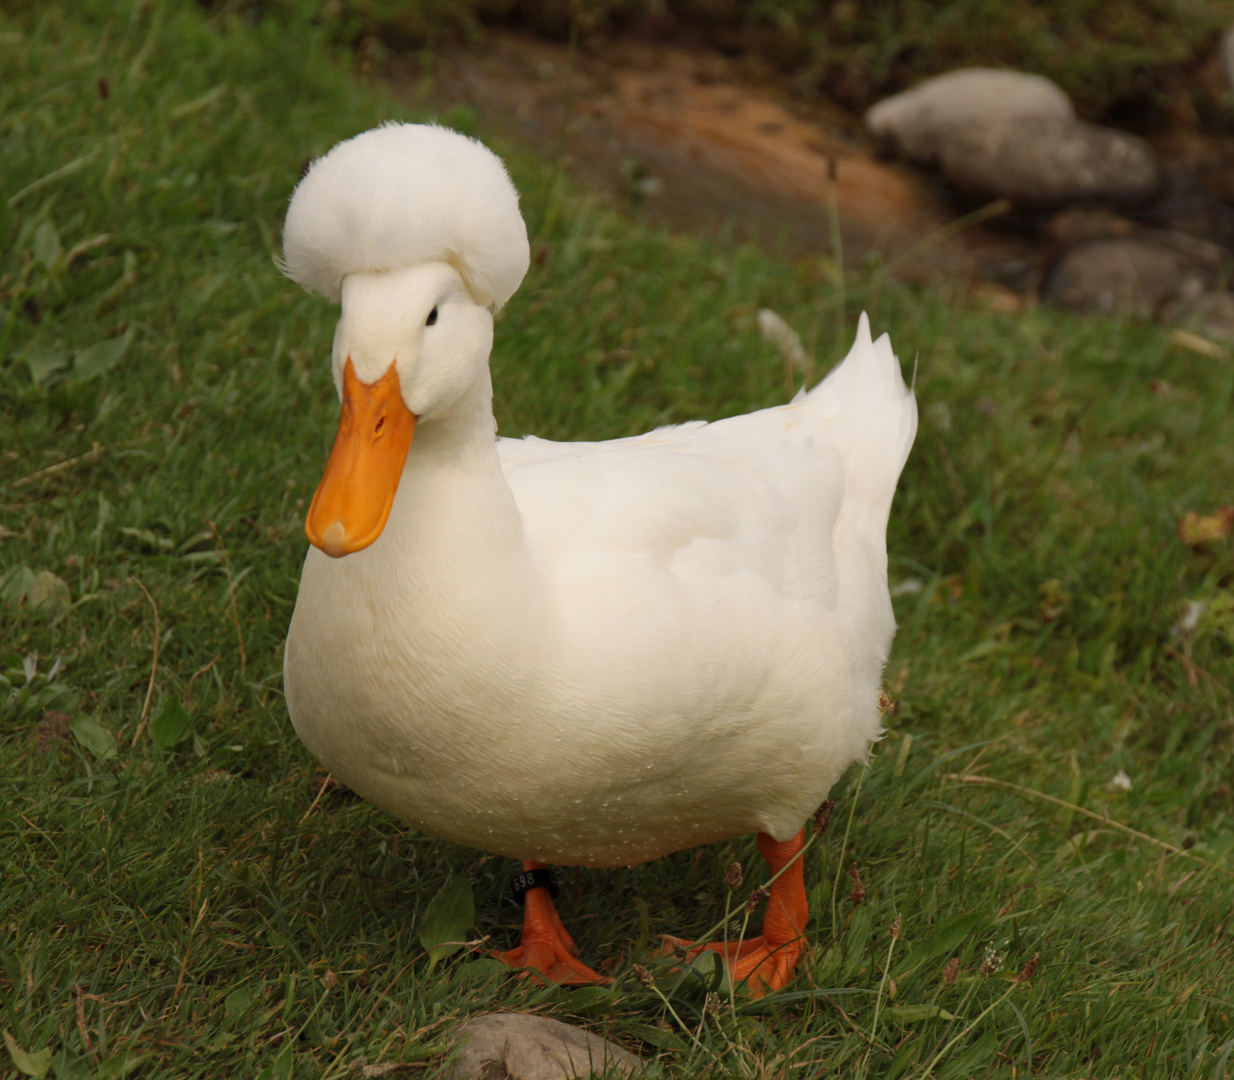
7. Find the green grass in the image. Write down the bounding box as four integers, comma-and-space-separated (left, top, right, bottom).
2, 3, 1233, 1078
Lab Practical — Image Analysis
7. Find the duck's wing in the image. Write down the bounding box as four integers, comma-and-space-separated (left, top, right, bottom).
497, 420, 708, 470
497, 313, 916, 609
499, 408, 845, 606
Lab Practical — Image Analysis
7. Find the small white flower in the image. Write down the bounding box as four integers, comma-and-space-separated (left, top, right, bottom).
1109, 770, 1133, 792
1176, 599, 1206, 637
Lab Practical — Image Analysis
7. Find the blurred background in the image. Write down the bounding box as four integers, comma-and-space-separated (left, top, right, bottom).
249, 0, 1234, 329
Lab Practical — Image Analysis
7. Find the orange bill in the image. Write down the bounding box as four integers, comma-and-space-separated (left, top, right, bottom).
305, 358, 416, 557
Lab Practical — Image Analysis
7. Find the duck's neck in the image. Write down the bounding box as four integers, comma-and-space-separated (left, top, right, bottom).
369, 369, 529, 595
292, 366, 542, 730
406, 368, 501, 468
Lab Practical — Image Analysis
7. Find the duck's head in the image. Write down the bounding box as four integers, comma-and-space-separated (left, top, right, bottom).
281, 123, 530, 557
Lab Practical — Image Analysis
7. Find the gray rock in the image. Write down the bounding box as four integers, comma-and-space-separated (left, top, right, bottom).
449, 1013, 644, 1080
1041, 234, 1221, 317
941, 117, 1161, 208
865, 68, 1073, 166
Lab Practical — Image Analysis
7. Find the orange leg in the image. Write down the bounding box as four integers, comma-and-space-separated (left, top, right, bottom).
493, 861, 610, 985
662, 830, 808, 997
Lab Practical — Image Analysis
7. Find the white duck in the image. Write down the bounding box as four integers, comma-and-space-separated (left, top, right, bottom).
281, 123, 917, 993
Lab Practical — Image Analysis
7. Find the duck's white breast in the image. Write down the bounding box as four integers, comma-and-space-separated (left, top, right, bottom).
285, 530, 881, 868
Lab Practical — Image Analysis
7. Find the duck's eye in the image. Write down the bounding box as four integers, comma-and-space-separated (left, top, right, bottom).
426, 306, 438, 327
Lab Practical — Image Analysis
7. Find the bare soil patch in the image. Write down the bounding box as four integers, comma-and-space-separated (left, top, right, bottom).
390, 31, 1031, 287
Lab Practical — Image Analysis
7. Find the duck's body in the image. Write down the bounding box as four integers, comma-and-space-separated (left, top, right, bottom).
279, 123, 916, 990
286, 326, 907, 866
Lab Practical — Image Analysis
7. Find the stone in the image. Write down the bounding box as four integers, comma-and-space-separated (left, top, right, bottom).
1041, 234, 1220, 318
940, 117, 1161, 208
449, 1013, 644, 1080
864, 68, 1073, 166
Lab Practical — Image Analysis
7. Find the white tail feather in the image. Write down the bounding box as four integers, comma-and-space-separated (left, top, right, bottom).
810, 311, 918, 552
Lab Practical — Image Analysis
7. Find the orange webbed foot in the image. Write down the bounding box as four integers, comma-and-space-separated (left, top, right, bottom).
495, 938, 609, 985
493, 862, 611, 986
658, 830, 809, 998
659, 933, 805, 996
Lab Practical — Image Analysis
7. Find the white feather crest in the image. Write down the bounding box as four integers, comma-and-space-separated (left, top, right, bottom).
281, 123, 530, 308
